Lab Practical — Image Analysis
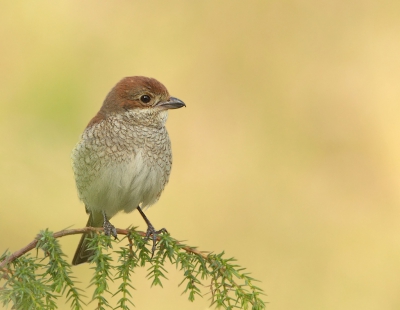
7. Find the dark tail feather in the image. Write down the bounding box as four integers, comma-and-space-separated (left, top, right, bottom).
72, 212, 101, 265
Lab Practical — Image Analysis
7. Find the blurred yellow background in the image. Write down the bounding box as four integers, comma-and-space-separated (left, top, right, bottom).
1, 1, 400, 309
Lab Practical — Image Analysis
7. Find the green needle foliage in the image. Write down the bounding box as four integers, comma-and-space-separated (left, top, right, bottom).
0, 228, 266, 309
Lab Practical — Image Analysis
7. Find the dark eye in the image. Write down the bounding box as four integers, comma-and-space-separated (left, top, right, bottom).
140, 95, 151, 103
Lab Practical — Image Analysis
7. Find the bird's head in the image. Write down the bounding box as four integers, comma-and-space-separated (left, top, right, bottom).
88, 76, 185, 127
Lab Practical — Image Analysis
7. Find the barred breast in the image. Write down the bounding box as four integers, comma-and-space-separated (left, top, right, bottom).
71, 109, 172, 219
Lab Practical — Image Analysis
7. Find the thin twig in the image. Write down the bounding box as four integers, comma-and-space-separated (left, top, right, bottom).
0, 227, 208, 271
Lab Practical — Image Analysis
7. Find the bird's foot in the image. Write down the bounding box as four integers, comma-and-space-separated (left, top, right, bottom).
102, 211, 118, 239
137, 206, 168, 257
145, 224, 168, 257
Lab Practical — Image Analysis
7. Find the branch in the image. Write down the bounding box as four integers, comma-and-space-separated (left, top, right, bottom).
0, 227, 266, 309
0, 227, 207, 271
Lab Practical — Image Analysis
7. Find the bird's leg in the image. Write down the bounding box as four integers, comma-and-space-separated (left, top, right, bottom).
137, 206, 168, 257
102, 210, 118, 239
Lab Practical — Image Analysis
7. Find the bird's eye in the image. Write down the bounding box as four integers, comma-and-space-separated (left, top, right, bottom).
140, 95, 151, 104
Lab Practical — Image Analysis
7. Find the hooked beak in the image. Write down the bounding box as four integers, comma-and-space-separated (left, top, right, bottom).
156, 97, 186, 109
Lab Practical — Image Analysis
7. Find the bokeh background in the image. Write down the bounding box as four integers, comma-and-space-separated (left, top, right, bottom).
1, 1, 400, 309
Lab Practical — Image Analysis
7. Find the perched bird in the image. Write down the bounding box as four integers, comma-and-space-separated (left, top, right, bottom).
71, 76, 185, 265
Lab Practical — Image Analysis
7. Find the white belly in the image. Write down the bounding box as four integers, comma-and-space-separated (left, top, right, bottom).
82, 150, 165, 218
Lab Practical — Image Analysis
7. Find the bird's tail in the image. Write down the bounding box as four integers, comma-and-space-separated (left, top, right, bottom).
72, 212, 103, 265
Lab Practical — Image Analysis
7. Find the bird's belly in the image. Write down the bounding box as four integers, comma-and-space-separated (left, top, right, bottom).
82, 150, 167, 218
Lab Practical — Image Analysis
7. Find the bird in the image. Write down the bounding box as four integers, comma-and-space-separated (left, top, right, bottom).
71, 76, 185, 265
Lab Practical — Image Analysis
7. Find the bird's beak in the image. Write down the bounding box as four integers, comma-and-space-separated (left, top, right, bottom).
156, 97, 186, 109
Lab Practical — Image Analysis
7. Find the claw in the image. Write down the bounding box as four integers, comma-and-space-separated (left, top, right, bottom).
102, 211, 118, 239
137, 206, 168, 257
145, 225, 168, 257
